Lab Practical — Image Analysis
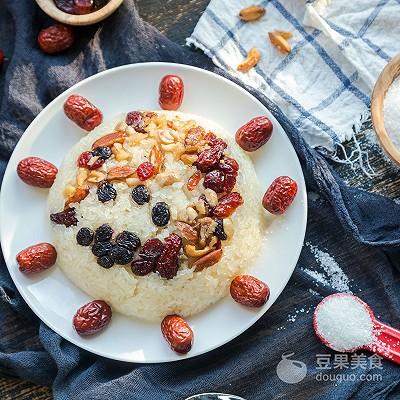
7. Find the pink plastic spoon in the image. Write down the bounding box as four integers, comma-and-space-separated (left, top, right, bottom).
313, 293, 400, 364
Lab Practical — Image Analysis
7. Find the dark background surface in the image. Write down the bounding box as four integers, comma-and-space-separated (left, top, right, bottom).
1, 0, 399, 398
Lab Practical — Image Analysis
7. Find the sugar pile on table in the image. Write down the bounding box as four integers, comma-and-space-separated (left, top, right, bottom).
315, 295, 374, 352
384, 76, 400, 150
302, 243, 352, 293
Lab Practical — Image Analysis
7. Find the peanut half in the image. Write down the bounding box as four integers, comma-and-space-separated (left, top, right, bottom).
268, 32, 291, 54
239, 5, 265, 22
237, 47, 261, 73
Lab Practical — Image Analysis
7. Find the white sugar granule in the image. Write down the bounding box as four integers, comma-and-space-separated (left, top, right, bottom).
302, 243, 352, 293
315, 295, 374, 351
384, 76, 400, 150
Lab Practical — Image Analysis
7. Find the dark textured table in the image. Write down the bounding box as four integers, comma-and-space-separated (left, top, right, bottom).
1, 0, 399, 399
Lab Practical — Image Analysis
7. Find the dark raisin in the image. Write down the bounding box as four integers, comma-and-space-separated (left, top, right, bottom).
214, 219, 227, 240
109, 245, 134, 265
92, 241, 112, 257
131, 259, 155, 276
76, 227, 94, 246
50, 207, 78, 227
54, 0, 75, 13
138, 238, 164, 260
97, 182, 117, 203
92, 146, 112, 160
151, 202, 170, 226
97, 255, 114, 269
131, 185, 150, 205
115, 231, 141, 252
95, 224, 113, 242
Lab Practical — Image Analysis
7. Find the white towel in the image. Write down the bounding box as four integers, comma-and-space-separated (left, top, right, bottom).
187, 0, 400, 151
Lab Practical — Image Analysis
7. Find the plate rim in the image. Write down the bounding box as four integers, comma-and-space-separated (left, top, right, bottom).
0, 62, 307, 363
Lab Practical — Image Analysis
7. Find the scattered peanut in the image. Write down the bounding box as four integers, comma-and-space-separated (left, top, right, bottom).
239, 5, 265, 22
186, 207, 198, 223
223, 218, 234, 240
268, 31, 291, 54
237, 47, 261, 73
275, 31, 293, 40
155, 171, 180, 187
159, 130, 175, 145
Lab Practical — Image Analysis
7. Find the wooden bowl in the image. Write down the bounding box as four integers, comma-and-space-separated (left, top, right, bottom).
35, 0, 124, 26
371, 54, 400, 165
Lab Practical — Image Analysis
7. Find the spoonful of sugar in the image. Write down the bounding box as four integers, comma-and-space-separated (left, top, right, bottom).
313, 293, 400, 364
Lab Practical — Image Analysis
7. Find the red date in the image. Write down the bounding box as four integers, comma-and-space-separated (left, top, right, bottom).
212, 192, 244, 218
236, 116, 273, 152
38, 24, 75, 54
64, 94, 103, 131
159, 75, 184, 111
262, 176, 297, 215
73, 300, 112, 336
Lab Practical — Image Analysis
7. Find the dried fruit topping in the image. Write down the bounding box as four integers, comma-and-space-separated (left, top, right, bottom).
176, 222, 198, 243
138, 238, 164, 261
50, 207, 78, 227
17, 157, 58, 188
268, 31, 291, 54
194, 248, 223, 272
92, 146, 112, 160
239, 5, 265, 21
92, 131, 125, 149
237, 47, 261, 73
136, 162, 155, 181
107, 165, 135, 180
38, 24, 75, 54
212, 192, 244, 219
149, 145, 164, 174
16, 243, 57, 274
131, 259, 155, 276
64, 95, 103, 131
76, 227, 94, 246
195, 146, 224, 172
213, 219, 227, 241
219, 157, 239, 176
223, 173, 237, 193
151, 202, 170, 227
110, 245, 134, 265
230, 275, 270, 307
97, 255, 114, 269
236, 116, 273, 152
125, 111, 156, 133
159, 75, 184, 111
97, 182, 117, 203
161, 315, 193, 354
94, 224, 113, 242
91, 241, 113, 257
205, 132, 228, 149
131, 185, 150, 205
262, 176, 297, 215
65, 185, 89, 207
187, 170, 202, 191
203, 170, 226, 193
77, 151, 104, 170
73, 0, 93, 14
115, 231, 141, 252
73, 300, 112, 336
156, 233, 182, 279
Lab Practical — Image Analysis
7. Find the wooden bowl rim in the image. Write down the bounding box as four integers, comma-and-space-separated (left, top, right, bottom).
35, 0, 124, 26
371, 54, 400, 165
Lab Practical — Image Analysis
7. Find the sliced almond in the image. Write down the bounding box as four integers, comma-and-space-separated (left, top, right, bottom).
65, 185, 89, 207
239, 5, 265, 22
185, 244, 212, 258
275, 30, 293, 40
176, 222, 198, 243
149, 145, 164, 174
107, 165, 135, 180
194, 249, 223, 272
237, 47, 261, 73
268, 32, 291, 54
92, 131, 125, 149
87, 170, 106, 183
76, 168, 88, 186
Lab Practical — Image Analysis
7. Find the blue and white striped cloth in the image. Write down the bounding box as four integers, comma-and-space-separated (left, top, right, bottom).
187, 0, 400, 151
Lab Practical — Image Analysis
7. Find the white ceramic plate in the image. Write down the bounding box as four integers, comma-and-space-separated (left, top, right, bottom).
0, 63, 307, 363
